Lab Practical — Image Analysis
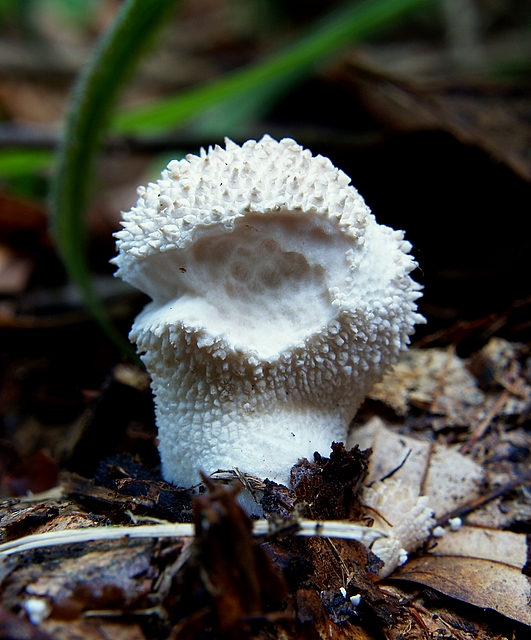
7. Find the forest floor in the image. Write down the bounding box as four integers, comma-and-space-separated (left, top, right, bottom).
0, 1, 530, 638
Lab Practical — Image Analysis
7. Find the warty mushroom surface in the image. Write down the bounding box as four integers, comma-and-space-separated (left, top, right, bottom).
113, 135, 424, 489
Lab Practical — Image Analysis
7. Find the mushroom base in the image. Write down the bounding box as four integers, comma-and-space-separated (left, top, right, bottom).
155, 398, 350, 488
132, 296, 410, 489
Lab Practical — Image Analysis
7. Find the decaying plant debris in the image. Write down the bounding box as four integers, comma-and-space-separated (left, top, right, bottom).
0, 336, 530, 639
0, 2, 530, 638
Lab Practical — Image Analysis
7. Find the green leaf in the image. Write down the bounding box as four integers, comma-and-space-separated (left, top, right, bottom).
0, 148, 52, 178
113, 0, 433, 136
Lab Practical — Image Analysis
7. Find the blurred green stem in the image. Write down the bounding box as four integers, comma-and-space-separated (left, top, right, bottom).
49, 0, 180, 359
114, 0, 433, 135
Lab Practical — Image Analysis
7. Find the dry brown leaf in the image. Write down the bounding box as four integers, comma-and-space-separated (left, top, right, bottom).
430, 525, 527, 569
381, 583, 516, 640
392, 554, 531, 627
1, 539, 158, 621
350, 417, 531, 627
423, 446, 485, 519
350, 417, 485, 519
367, 347, 485, 422
40, 619, 147, 640
387, 513, 531, 627
351, 417, 431, 494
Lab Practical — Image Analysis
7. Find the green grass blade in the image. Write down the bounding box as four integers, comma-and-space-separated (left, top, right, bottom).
0, 148, 52, 178
49, 0, 180, 359
49, 0, 432, 358
114, 0, 433, 135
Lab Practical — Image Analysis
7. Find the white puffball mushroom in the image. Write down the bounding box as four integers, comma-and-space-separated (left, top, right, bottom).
113, 135, 424, 489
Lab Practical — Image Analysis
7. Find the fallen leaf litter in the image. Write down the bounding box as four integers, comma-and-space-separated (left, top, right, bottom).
0, 337, 529, 638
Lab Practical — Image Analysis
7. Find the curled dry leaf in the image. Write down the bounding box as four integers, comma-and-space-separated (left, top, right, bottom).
351, 416, 485, 518
427, 529, 531, 627
392, 543, 531, 626
367, 346, 486, 424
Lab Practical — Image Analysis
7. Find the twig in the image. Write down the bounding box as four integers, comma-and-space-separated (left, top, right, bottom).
429, 343, 456, 414
379, 449, 412, 483
0, 518, 388, 559
436, 468, 531, 527
460, 389, 511, 455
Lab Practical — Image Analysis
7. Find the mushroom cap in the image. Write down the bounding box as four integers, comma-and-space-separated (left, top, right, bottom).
113, 135, 424, 487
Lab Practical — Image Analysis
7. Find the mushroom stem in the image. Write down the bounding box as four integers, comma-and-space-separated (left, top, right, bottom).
134, 317, 355, 486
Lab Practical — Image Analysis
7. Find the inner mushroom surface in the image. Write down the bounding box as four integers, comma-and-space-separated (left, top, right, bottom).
132, 212, 352, 360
